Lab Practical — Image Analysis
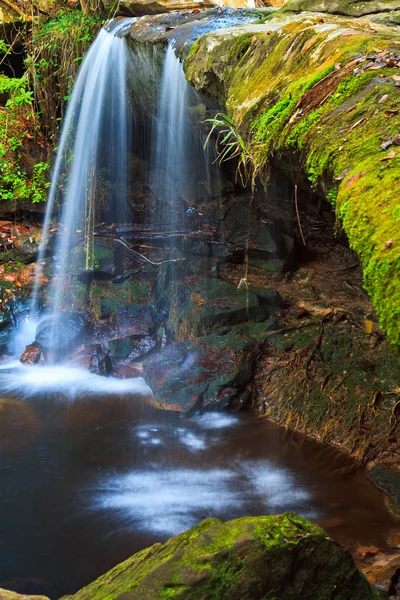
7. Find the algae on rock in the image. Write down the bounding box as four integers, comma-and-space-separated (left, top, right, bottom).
62, 513, 381, 600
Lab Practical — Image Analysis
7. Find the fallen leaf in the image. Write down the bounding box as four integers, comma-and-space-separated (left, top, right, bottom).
378, 94, 388, 103
343, 171, 367, 190
392, 75, 400, 81
384, 109, 399, 118
251, 35, 257, 44
364, 319, 373, 334
380, 150, 396, 161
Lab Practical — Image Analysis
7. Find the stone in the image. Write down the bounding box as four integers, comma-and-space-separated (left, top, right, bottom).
113, 363, 143, 378
143, 330, 257, 413
116, 305, 154, 337
35, 312, 87, 358
170, 278, 267, 339
62, 513, 381, 600
20, 342, 43, 365
69, 344, 113, 376
221, 199, 278, 258
368, 464, 400, 512
12, 228, 42, 263
283, 0, 400, 20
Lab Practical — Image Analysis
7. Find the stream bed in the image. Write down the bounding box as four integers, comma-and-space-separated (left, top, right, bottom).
0, 366, 397, 599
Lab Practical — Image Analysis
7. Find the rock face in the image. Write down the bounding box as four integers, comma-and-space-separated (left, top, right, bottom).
185, 13, 400, 346
35, 312, 87, 358
283, 0, 400, 24
20, 342, 43, 365
62, 513, 380, 600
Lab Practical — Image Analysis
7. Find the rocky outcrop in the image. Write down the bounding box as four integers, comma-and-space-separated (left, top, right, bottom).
62, 513, 381, 600
282, 0, 400, 25
185, 13, 400, 347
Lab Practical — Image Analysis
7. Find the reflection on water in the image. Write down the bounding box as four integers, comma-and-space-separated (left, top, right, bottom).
0, 382, 397, 599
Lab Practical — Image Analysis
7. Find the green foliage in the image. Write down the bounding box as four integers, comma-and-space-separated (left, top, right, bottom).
204, 112, 256, 186
27, 9, 102, 133
0, 75, 49, 203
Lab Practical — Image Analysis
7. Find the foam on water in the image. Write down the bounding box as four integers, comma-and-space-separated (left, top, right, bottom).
95, 468, 238, 535
0, 362, 152, 399
93, 458, 314, 536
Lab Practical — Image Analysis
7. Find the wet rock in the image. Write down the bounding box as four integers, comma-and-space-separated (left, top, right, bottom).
71, 239, 116, 280
368, 464, 400, 511
0, 587, 49, 600
221, 199, 278, 257
35, 312, 87, 358
108, 335, 156, 360
12, 228, 42, 263
69, 344, 113, 376
116, 305, 154, 337
113, 363, 143, 378
143, 330, 257, 413
89, 280, 151, 320
170, 278, 267, 339
247, 285, 284, 308
63, 513, 380, 600
20, 342, 43, 365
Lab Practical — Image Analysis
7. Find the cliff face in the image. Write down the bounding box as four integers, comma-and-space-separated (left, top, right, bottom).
184, 13, 400, 347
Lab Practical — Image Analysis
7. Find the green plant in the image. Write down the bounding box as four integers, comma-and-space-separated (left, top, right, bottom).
204, 113, 256, 187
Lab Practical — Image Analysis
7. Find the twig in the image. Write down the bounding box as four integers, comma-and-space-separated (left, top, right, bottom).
304, 327, 324, 374
0, 0, 27, 18
294, 184, 306, 246
114, 238, 186, 267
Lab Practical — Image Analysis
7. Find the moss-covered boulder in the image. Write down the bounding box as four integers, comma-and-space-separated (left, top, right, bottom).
63, 513, 381, 600
185, 14, 400, 346
169, 278, 268, 339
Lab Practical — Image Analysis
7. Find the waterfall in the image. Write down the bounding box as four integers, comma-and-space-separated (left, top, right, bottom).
151, 44, 220, 246
31, 18, 133, 315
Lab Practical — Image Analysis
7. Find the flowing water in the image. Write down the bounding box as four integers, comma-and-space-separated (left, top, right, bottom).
0, 389, 397, 599
22, 19, 133, 355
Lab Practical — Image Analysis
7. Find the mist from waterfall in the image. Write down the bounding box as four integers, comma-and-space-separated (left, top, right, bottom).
31, 18, 133, 317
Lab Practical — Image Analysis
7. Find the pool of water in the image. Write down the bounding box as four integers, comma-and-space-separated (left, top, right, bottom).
0, 365, 397, 599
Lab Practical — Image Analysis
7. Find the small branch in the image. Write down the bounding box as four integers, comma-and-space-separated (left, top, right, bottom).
0, 0, 27, 18
114, 238, 186, 267
294, 184, 306, 247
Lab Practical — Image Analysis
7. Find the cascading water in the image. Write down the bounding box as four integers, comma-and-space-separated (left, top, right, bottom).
18, 18, 133, 356
151, 43, 220, 246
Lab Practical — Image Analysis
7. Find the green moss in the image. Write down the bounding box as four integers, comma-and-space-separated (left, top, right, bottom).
89, 279, 151, 319
64, 513, 379, 600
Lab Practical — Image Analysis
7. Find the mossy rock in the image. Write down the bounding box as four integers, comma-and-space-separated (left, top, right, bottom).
0, 588, 49, 600
89, 279, 151, 320
368, 463, 400, 511
185, 14, 400, 346
63, 513, 380, 600
169, 278, 267, 340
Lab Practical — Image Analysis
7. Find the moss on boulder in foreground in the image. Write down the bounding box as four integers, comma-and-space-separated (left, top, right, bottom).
185, 14, 400, 346
63, 513, 380, 600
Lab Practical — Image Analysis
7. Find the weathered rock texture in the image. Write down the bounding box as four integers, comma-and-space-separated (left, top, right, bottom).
0, 588, 49, 600
185, 13, 400, 346
282, 0, 400, 25
62, 513, 380, 600
105, 0, 275, 18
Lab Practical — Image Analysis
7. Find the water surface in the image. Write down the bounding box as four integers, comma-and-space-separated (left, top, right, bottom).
0, 374, 396, 598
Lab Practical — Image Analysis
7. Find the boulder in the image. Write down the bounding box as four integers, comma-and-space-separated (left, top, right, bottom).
20, 342, 43, 365
35, 312, 87, 358
170, 278, 267, 339
113, 363, 143, 378
62, 513, 381, 600
116, 305, 154, 337
69, 344, 113, 376
143, 330, 258, 412
12, 229, 42, 263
